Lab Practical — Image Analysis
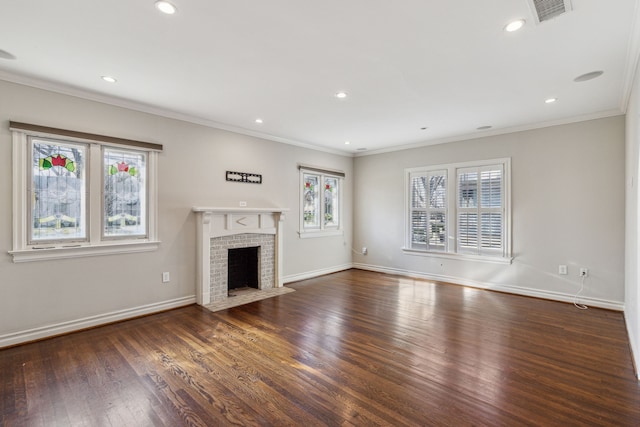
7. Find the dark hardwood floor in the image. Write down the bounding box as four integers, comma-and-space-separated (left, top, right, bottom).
1, 269, 639, 426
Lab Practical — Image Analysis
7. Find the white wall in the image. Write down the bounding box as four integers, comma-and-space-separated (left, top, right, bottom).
353, 117, 626, 309
625, 60, 640, 378
0, 80, 353, 346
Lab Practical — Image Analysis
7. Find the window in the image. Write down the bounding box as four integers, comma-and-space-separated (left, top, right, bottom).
299, 165, 343, 238
405, 158, 511, 262
10, 122, 161, 262
30, 138, 87, 243
103, 148, 147, 238
409, 170, 446, 252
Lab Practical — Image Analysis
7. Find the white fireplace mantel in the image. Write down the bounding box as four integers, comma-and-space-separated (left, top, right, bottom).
193, 206, 289, 305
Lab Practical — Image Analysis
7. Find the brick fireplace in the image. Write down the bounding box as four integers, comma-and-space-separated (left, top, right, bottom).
193, 207, 288, 305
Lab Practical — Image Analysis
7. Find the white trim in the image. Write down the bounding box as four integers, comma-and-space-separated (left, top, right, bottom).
352, 263, 624, 311
9, 240, 161, 263
0, 72, 352, 158
298, 229, 344, 239
148, 151, 159, 240
624, 310, 640, 379
401, 247, 513, 264
192, 206, 289, 214
355, 110, 624, 157
0, 73, 626, 158
0, 295, 195, 348
620, 0, 640, 113
12, 132, 27, 252
283, 263, 353, 283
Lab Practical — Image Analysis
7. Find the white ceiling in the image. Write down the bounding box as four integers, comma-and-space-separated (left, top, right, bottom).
0, 0, 638, 155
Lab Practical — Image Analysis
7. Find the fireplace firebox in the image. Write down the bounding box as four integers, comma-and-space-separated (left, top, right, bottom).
228, 246, 259, 290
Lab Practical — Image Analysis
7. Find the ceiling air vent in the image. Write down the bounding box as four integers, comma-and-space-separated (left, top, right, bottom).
528, 0, 573, 23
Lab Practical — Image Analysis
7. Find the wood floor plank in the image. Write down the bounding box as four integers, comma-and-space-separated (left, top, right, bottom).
1, 269, 639, 426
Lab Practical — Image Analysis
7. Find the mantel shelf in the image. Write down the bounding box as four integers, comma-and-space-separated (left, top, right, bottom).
192, 207, 289, 214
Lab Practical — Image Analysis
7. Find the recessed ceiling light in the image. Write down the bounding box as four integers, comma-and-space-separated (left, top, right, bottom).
344, 141, 351, 145
0, 49, 16, 60
101, 76, 117, 83
574, 71, 604, 83
545, 97, 558, 104
335, 91, 347, 99
477, 125, 492, 130
356, 148, 367, 151
255, 118, 263, 124
504, 19, 525, 32
155, 1, 177, 14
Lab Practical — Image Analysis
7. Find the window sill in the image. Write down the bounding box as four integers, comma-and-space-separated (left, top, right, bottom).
401, 247, 513, 265
298, 229, 344, 239
9, 240, 161, 263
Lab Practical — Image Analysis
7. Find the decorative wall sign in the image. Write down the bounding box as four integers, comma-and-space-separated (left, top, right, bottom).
226, 171, 263, 184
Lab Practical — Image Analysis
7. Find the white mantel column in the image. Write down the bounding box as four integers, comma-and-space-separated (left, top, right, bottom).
195, 211, 212, 305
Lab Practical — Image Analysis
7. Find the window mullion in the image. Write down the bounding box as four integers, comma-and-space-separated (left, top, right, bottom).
320, 176, 325, 231
447, 167, 456, 254
474, 175, 482, 254
88, 143, 102, 244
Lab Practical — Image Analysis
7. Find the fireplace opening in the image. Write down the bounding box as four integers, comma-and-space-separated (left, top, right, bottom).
228, 246, 260, 291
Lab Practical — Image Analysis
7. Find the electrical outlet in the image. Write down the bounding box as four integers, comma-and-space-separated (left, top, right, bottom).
558, 265, 567, 275
162, 272, 170, 283
239, 201, 247, 207
579, 268, 588, 277
362, 247, 368, 255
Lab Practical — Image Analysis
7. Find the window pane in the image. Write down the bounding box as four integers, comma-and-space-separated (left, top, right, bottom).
458, 172, 478, 208
31, 139, 86, 242
303, 174, 320, 228
411, 176, 427, 209
428, 212, 446, 250
481, 169, 502, 208
481, 213, 502, 249
324, 177, 339, 227
104, 149, 147, 237
458, 213, 478, 249
429, 174, 446, 209
411, 211, 427, 246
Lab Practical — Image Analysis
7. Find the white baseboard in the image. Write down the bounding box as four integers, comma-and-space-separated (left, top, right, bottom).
283, 263, 353, 284
0, 295, 196, 348
352, 263, 624, 311
624, 311, 640, 379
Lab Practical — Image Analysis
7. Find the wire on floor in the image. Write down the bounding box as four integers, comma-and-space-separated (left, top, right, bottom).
573, 275, 588, 310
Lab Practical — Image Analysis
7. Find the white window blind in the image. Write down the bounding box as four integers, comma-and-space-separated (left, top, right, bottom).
409, 170, 447, 251
405, 158, 511, 262
457, 165, 504, 256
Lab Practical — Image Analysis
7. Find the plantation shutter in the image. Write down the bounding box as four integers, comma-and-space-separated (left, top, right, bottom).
410, 170, 446, 251
457, 165, 504, 255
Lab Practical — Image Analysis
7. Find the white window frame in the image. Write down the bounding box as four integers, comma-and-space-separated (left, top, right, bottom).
102, 146, 149, 241
9, 123, 161, 262
403, 158, 512, 264
408, 169, 447, 252
298, 165, 344, 239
